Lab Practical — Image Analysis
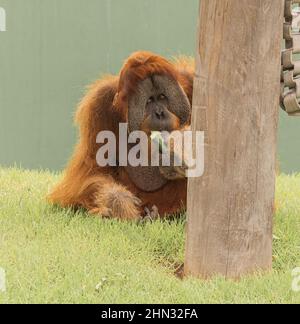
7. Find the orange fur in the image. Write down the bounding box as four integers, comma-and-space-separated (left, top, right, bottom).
48, 51, 194, 219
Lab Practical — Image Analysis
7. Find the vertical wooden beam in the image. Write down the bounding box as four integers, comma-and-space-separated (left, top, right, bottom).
185, 0, 284, 279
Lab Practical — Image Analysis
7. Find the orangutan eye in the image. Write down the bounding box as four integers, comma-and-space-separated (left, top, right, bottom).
158, 94, 167, 100
147, 96, 154, 104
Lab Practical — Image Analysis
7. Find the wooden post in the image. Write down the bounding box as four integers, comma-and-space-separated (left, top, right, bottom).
185, 0, 284, 279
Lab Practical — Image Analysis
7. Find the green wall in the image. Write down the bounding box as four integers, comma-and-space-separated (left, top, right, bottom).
0, 0, 299, 173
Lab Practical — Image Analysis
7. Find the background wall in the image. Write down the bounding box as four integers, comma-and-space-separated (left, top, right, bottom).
0, 0, 299, 173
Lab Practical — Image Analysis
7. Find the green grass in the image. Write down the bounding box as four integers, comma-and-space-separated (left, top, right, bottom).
0, 167, 299, 304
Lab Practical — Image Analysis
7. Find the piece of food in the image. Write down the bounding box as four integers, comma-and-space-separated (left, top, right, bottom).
150, 131, 168, 153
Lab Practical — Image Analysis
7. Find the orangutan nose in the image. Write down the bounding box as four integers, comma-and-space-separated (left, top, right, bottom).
155, 107, 165, 120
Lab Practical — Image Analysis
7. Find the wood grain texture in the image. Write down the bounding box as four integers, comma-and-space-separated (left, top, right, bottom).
185, 0, 284, 279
